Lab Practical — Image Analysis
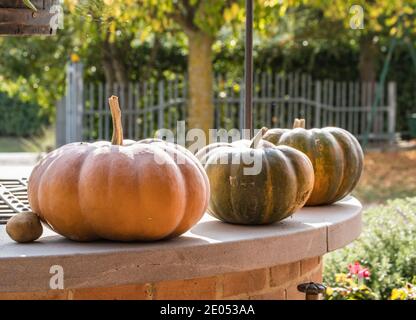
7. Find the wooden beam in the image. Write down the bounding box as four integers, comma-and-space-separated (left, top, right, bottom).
0, 9, 54, 25
0, 24, 54, 36
0, 7, 56, 35
0, 1, 57, 10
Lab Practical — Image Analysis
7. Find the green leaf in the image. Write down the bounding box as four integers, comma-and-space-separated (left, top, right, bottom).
23, 0, 38, 12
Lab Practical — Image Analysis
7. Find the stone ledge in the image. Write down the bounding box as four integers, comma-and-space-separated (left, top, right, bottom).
0, 197, 361, 293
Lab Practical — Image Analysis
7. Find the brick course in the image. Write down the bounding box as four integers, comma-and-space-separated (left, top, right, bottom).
0, 256, 323, 300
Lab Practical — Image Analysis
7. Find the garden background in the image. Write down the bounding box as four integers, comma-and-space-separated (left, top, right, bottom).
0, 0, 416, 300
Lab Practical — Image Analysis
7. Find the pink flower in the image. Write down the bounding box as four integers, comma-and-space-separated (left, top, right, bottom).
347, 261, 371, 279
358, 268, 371, 279
348, 261, 362, 275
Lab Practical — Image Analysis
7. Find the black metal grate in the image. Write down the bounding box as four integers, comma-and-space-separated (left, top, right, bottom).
0, 178, 30, 224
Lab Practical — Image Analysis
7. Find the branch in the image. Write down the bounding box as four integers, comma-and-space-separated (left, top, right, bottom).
169, 0, 201, 34
23, 0, 37, 12
169, 14, 197, 34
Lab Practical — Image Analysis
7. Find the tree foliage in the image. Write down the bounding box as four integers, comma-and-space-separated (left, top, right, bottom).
0, 0, 415, 131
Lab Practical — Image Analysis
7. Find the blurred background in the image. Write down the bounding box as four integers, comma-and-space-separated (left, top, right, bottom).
0, 0, 416, 299
1, 0, 415, 203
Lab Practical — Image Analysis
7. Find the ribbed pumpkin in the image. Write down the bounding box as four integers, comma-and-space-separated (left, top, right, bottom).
263, 119, 364, 206
195, 128, 314, 225
28, 96, 210, 242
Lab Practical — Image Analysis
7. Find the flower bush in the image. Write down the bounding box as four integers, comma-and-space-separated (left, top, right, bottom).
324, 197, 416, 299
325, 262, 376, 300
390, 282, 416, 300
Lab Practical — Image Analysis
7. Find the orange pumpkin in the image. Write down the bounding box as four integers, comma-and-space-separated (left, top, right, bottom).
28, 96, 210, 241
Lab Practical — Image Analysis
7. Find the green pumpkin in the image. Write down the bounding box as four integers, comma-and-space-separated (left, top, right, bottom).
195, 128, 314, 225
263, 119, 364, 206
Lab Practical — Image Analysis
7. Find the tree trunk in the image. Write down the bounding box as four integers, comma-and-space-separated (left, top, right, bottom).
102, 35, 116, 88
187, 32, 214, 136
102, 38, 129, 106
359, 35, 378, 106
359, 36, 378, 83
109, 43, 129, 86
102, 57, 115, 88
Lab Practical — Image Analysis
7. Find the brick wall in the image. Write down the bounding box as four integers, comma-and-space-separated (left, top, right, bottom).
0, 256, 323, 300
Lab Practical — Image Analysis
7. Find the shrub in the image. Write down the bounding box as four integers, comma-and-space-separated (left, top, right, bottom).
390, 281, 416, 300
0, 92, 49, 137
325, 262, 376, 300
324, 197, 416, 300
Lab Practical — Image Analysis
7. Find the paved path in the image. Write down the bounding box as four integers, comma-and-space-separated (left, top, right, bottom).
0, 153, 38, 178
0, 152, 40, 166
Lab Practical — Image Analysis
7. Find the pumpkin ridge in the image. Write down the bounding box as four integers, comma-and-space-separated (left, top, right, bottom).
46, 145, 98, 241
264, 147, 296, 222
75, 146, 101, 240
307, 130, 342, 205
262, 151, 274, 223
204, 151, 229, 221
28, 149, 61, 223
167, 151, 189, 238
159, 143, 208, 238
274, 130, 315, 208
139, 146, 188, 240
278, 148, 299, 219
139, 146, 187, 240
227, 151, 247, 223
328, 128, 364, 202
77, 145, 112, 240
280, 146, 311, 216
331, 130, 352, 201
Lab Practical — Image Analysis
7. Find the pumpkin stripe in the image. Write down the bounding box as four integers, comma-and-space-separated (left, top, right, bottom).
329, 129, 355, 200
281, 146, 315, 214
310, 130, 344, 205
264, 148, 297, 222
230, 149, 269, 224
205, 150, 235, 221
43, 146, 97, 241
328, 128, 363, 202
262, 153, 274, 223
226, 152, 247, 223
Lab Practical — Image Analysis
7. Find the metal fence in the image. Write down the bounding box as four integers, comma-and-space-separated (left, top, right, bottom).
56, 63, 397, 146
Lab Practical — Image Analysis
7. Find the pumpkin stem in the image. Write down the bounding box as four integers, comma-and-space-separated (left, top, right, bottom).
109, 96, 124, 145
293, 118, 306, 129
250, 127, 268, 149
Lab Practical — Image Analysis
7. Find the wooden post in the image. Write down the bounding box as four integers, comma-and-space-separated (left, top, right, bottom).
239, 81, 245, 131
65, 63, 73, 144
244, 0, 254, 137
388, 82, 397, 145
65, 62, 84, 143
75, 63, 84, 142
314, 80, 322, 127
55, 98, 65, 147
158, 80, 165, 130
